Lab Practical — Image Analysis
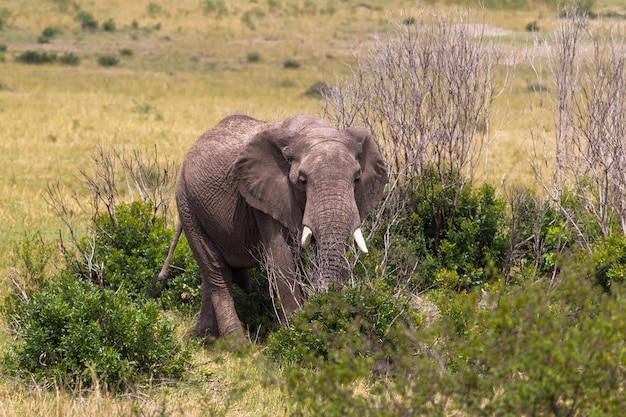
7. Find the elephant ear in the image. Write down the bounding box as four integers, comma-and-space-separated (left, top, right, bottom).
233, 128, 302, 232
345, 127, 388, 221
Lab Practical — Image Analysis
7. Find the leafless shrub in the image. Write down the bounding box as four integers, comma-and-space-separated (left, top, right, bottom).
44, 145, 178, 278
323, 8, 508, 280
530, 10, 626, 250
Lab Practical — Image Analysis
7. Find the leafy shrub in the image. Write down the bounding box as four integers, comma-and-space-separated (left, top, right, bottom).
591, 233, 626, 292
102, 18, 116, 32
525, 20, 540, 31
119, 48, 133, 56
4, 275, 191, 390
246, 52, 260, 62
277, 274, 626, 416
74, 201, 173, 299
443, 274, 626, 415
267, 281, 421, 367
388, 176, 508, 292
77, 10, 98, 30
303, 81, 330, 99
283, 59, 300, 69
59, 52, 80, 66
98, 54, 119, 67
17, 51, 57, 64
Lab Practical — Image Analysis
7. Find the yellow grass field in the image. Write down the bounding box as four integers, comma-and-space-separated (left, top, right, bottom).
1, 0, 625, 415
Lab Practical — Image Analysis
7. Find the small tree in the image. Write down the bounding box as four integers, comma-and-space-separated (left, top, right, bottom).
322, 8, 508, 283
530, 10, 626, 251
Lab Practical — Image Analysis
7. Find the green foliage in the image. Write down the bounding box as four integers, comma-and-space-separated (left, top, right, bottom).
231, 268, 278, 341
283, 59, 300, 69
591, 233, 626, 292
525, 20, 540, 31
76, 10, 98, 30
59, 52, 80, 66
6, 233, 57, 315
391, 178, 509, 292
119, 47, 133, 56
156, 234, 203, 315
17, 51, 57, 64
98, 54, 119, 67
443, 275, 626, 415
76, 202, 171, 299
41, 26, 62, 38
102, 18, 116, 32
246, 51, 261, 62
4, 275, 191, 390
267, 281, 421, 367
277, 275, 626, 415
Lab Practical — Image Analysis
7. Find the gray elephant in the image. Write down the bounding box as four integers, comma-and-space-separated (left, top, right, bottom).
154, 114, 387, 342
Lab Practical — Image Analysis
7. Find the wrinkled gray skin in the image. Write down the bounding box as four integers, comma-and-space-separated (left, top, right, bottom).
155, 114, 387, 342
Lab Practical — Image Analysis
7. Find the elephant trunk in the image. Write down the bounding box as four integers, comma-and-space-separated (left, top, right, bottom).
302, 185, 363, 293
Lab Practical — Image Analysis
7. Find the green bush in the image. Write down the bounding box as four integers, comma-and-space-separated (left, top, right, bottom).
17, 51, 57, 64
77, 10, 98, 30
283, 59, 300, 69
246, 52, 260, 62
75, 201, 174, 299
98, 54, 119, 67
4, 275, 191, 390
591, 233, 626, 292
388, 177, 509, 292
276, 275, 626, 416
38, 26, 62, 44
59, 52, 80, 66
102, 18, 116, 32
525, 20, 540, 31
267, 281, 421, 367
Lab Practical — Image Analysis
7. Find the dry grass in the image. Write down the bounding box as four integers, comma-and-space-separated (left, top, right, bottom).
1, 0, 626, 414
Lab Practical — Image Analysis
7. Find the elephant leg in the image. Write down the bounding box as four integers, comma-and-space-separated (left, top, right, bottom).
178, 203, 243, 341
256, 213, 303, 325
195, 244, 244, 340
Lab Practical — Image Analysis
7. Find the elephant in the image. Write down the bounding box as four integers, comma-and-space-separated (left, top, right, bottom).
153, 114, 387, 343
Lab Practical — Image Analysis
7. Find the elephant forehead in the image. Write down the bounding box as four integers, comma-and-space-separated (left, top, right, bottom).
301, 142, 359, 169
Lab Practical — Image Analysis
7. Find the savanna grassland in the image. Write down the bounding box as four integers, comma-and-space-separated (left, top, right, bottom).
2, 0, 626, 415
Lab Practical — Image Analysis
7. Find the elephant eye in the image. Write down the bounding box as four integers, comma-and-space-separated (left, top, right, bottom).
298, 174, 307, 186
354, 171, 362, 183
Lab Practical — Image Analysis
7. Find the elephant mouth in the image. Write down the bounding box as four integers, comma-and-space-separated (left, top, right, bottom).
300, 225, 368, 253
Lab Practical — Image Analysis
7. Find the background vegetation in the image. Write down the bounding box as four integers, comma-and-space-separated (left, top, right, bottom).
2, 0, 626, 415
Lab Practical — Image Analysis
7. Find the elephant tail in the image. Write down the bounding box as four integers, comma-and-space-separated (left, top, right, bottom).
149, 222, 183, 298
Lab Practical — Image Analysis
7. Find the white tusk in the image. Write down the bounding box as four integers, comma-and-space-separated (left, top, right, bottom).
301, 226, 313, 248
353, 227, 368, 253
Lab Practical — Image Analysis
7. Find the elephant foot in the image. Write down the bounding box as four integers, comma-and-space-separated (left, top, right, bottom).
196, 325, 248, 350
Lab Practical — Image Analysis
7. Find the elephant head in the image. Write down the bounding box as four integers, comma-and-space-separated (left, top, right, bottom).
234, 116, 387, 290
